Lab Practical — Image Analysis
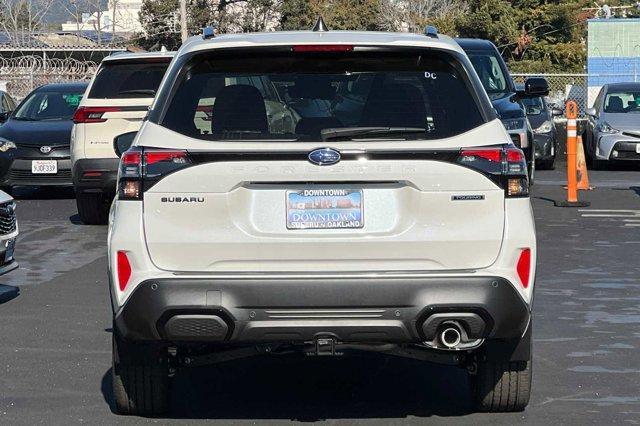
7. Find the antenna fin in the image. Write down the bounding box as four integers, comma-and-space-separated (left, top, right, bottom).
312, 16, 329, 32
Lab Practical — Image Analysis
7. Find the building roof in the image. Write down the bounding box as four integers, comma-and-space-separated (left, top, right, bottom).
180, 30, 464, 55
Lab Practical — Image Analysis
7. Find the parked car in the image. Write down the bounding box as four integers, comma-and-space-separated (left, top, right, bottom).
71, 51, 175, 225
517, 84, 562, 169
456, 39, 549, 181
0, 90, 17, 122
584, 82, 640, 167
108, 27, 536, 415
0, 190, 18, 276
0, 83, 87, 190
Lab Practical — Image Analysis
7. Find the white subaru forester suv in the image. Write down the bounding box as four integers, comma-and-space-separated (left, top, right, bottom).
108, 25, 536, 416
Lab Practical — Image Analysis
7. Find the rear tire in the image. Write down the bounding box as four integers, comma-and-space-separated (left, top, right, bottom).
76, 192, 110, 225
112, 333, 169, 416
472, 359, 532, 412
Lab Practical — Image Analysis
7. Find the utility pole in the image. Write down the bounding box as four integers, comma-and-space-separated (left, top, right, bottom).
180, 0, 188, 42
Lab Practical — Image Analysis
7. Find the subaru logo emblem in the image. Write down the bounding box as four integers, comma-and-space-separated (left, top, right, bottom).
308, 148, 340, 166
40, 146, 52, 154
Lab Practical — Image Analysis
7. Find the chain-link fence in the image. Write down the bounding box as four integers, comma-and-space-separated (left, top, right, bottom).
512, 73, 640, 118
0, 56, 98, 101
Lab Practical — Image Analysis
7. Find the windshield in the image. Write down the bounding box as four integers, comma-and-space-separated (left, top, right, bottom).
604, 91, 640, 113
89, 61, 169, 99
467, 52, 510, 99
14, 90, 83, 121
522, 97, 544, 115
160, 49, 485, 142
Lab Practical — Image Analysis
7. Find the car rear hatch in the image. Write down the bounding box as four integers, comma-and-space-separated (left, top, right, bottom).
129, 45, 524, 273
75, 58, 171, 157
139, 126, 514, 274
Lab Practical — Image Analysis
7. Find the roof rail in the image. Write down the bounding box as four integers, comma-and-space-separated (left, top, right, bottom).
312, 16, 329, 32
424, 25, 438, 38
202, 25, 216, 39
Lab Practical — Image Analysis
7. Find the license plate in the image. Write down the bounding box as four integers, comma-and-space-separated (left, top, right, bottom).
286, 189, 364, 230
636, 144, 640, 154
31, 160, 57, 174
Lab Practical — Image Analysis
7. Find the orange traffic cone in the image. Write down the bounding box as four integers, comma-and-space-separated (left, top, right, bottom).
576, 135, 593, 190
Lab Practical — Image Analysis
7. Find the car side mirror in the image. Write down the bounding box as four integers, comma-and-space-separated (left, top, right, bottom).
520, 77, 549, 98
0, 111, 10, 124
113, 131, 137, 157
586, 107, 597, 117
551, 108, 563, 117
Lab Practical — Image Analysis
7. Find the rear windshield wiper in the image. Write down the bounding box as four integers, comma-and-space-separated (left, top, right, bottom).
117, 89, 156, 97
320, 127, 427, 141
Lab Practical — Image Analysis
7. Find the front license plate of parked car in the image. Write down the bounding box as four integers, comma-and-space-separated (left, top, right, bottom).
31, 160, 57, 174
286, 189, 364, 230
636, 144, 640, 154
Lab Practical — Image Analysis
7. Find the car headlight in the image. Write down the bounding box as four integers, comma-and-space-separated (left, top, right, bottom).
534, 120, 554, 134
501, 118, 526, 131
0, 139, 16, 152
598, 121, 619, 134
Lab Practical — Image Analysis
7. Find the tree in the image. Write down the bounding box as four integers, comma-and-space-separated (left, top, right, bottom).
280, 0, 382, 31
378, 0, 467, 34
0, 0, 56, 36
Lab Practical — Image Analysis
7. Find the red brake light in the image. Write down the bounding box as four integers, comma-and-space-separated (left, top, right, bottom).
292, 44, 354, 52
73, 106, 122, 124
459, 148, 502, 162
506, 148, 525, 162
516, 248, 531, 288
145, 150, 188, 165
117, 251, 132, 291
121, 151, 142, 166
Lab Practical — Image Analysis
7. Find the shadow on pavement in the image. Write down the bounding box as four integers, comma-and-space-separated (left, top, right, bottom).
9, 186, 75, 200
0, 284, 19, 304
101, 354, 472, 420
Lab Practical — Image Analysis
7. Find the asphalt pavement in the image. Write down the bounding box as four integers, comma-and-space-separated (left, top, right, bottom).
1, 166, 640, 425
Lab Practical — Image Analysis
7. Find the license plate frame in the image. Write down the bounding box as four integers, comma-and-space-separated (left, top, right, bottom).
31, 160, 57, 174
286, 189, 364, 230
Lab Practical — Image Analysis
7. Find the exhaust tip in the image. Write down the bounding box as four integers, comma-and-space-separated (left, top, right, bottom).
439, 325, 462, 349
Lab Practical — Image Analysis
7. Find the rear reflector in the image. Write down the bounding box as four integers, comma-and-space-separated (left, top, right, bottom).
516, 248, 531, 288
292, 44, 354, 52
73, 106, 122, 124
82, 171, 103, 178
117, 251, 132, 291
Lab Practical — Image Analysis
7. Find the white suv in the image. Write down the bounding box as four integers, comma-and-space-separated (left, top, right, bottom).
108, 27, 536, 416
71, 51, 174, 224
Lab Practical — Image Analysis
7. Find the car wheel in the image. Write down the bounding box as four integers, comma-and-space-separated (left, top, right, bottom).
76, 192, 110, 225
112, 332, 169, 416
471, 358, 532, 412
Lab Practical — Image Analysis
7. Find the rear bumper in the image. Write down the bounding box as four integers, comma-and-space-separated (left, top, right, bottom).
113, 275, 531, 345
72, 158, 119, 194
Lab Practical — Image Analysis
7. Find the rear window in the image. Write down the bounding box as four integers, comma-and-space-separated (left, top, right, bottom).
88, 60, 170, 99
159, 49, 485, 141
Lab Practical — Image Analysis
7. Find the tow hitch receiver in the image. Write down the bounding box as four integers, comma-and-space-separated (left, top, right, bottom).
312, 337, 339, 356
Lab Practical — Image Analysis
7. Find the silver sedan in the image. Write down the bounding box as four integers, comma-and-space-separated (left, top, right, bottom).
585, 82, 640, 167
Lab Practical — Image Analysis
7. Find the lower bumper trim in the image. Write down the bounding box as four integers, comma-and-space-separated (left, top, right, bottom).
114, 275, 531, 345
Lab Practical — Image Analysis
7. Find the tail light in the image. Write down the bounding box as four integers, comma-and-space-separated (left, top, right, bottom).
457, 146, 529, 197
117, 147, 191, 200
516, 248, 531, 288
116, 251, 132, 291
73, 106, 122, 124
